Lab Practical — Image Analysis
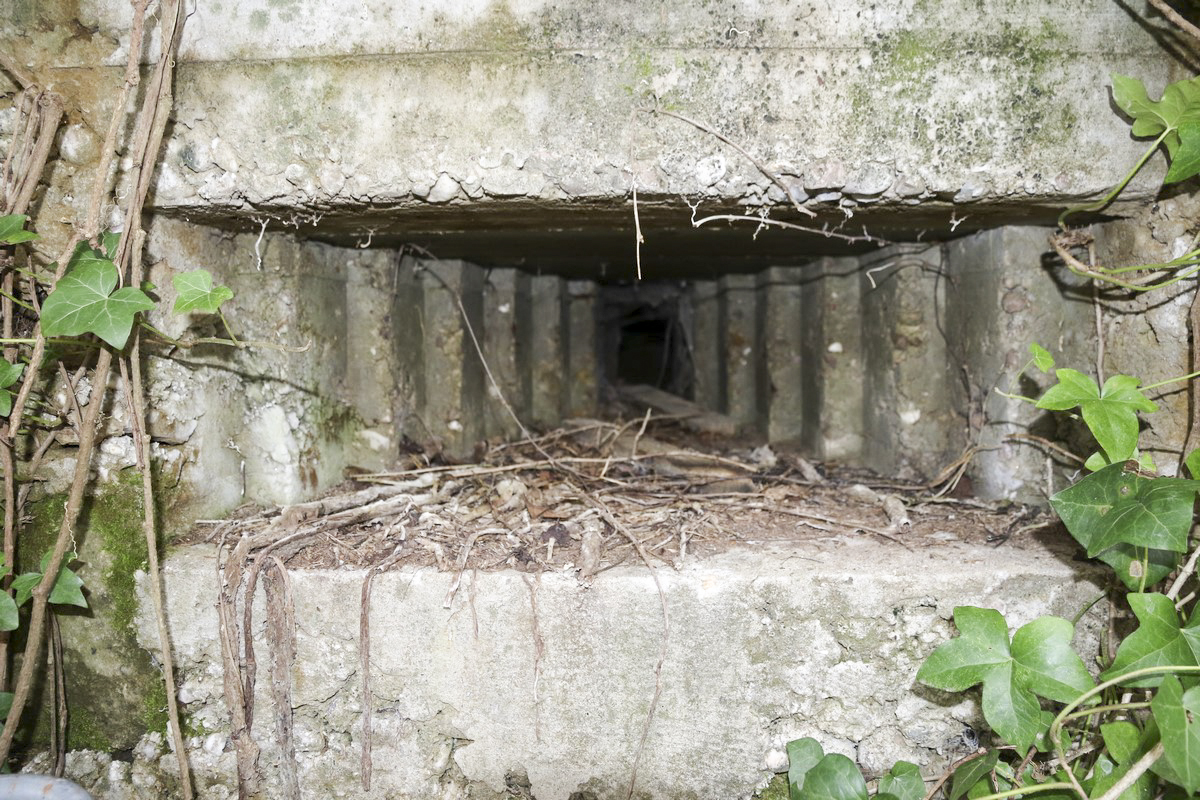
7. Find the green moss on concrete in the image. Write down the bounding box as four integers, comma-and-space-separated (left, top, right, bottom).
17, 473, 172, 752
756, 773, 789, 799
848, 17, 1077, 167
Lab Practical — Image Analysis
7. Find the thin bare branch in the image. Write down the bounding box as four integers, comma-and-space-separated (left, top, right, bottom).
646, 107, 817, 218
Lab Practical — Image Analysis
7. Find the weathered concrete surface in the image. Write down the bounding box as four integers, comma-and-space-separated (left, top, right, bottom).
811, 256, 865, 463
122, 537, 1103, 800
1090, 196, 1200, 472
2, 0, 1183, 274
945, 227, 1096, 499
861, 246, 960, 480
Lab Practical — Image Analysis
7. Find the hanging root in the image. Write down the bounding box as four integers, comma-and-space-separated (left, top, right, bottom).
264, 558, 300, 800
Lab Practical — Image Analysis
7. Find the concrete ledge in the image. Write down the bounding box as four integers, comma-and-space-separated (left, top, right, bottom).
133, 536, 1102, 799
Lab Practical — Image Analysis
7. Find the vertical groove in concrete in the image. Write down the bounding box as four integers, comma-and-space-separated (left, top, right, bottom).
721, 273, 760, 433
513, 270, 534, 432
761, 267, 805, 444
860, 246, 960, 480
944, 227, 1094, 499
813, 256, 865, 464
528, 274, 566, 427
565, 280, 598, 419
483, 268, 525, 440
689, 280, 722, 410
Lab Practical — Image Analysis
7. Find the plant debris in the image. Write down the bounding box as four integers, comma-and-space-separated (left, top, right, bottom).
195, 416, 1057, 577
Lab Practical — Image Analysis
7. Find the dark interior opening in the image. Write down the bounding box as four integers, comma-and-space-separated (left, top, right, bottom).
601, 283, 694, 400
617, 315, 674, 387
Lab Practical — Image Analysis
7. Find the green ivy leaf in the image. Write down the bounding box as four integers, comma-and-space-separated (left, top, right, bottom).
949, 752, 999, 800
40, 550, 87, 608
1037, 371, 1156, 463
876, 762, 924, 800
917, 608, 1092, 752
41, 244, 155, 349
1185, 449, 1200, 480
10, 572, 39, 608
788, 738, 824, 799
173, 269, 233, 314
0, 360, 23, 390
0, 692, 11, 721
1166, 120, 1200, 184
0, 214, 38, 245
101, 231, 121, 260
1099, 543, 1180, 591
0, 594, 17, 633
1102, 721, 1143, 767
0, 359, 25, 418
1050, 462, 1199, 558
8, 553, 87, 610
1030, 343, 1055, 373
1087, 722, 1156, 800
1112, 73, 1200, 156
1151, 674, 1200, 794
1101, 593, 1199, 687
799, 753, 868, 800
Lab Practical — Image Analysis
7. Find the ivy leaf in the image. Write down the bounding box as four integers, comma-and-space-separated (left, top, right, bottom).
1185, 448, 1200, 480
0, 214, 38, 244
1095, 543, 1179, 592
101, 231, 121, 260
1166, 120, 1200, 184
1150, 675, 1200, 794
10, 572, 39, 608
41, 244, 156, 349
1030, 343, 1055, 373
173, 269, 234, 314
876, 762, 924, 800
948, 751, 999, 800
1037, 371, 1155, 463
917, 608, 1091, 752
8, 553, 87, 610
0, 692, 11, 721
788, 738, 824, 799
0, 594, 17, 632
40, 550, 87, 608
799, 753, 868, 800
0, 359, 24, 418
1102, 721, 1143, 766
1051, 462, 1199, 558
1087, 722, 1156, 800
1101, 593, 1199, 687
1112, 73, 1200, 156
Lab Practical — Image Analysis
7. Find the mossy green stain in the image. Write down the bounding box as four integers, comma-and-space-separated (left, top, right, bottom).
89, 470, 151, 636
756, 773, 789, 800
19, 473, 171, 750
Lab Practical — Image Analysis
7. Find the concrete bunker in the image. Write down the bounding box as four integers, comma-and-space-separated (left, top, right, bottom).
3, 0, 1195, 797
